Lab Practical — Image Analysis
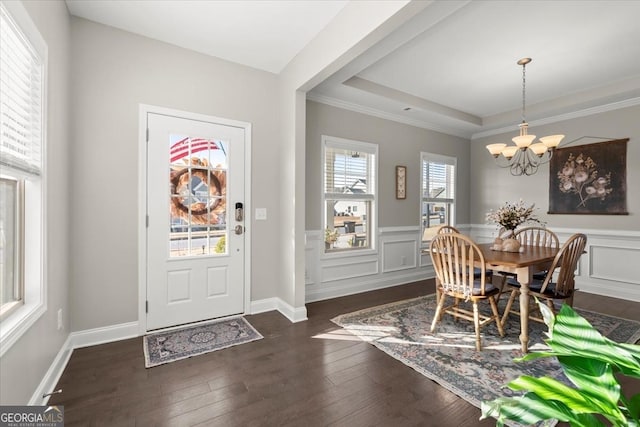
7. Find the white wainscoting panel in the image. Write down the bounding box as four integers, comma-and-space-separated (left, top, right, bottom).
589, 245, 640, 285
305, 226, 433, 302
306, 225, 640, 303
322, 257, 379, 282
382, 238, 417, 272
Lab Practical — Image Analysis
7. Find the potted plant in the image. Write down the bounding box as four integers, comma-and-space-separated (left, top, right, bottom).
481, 301, 640, 426
324, 227, 339, 250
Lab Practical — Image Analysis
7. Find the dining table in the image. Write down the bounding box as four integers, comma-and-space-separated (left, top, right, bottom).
477, 243, 560, 353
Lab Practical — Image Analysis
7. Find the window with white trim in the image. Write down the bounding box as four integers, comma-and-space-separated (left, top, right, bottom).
421, 153, 456, 243
322, 136, 377, 253
0, 1, 45, 344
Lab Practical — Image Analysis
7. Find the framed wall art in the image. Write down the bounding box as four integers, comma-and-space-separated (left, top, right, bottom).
548, 138, 628, 215
396, 165, 406, 199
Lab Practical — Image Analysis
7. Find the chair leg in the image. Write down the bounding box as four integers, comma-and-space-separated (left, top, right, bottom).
501, 289, 518, 327
473, 302, 481, 351
431, 293, 447, 333
489, 296, 505, 337
495, 275, 508, 305
453, 297, 460, 322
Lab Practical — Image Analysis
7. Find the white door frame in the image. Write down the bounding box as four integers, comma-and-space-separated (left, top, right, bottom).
137, 104, 252, 335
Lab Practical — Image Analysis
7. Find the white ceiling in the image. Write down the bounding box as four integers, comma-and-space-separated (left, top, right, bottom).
65, 0, 349, 74
65, 0, 640, 139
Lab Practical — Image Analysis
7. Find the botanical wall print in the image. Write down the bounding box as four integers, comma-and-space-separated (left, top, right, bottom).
548, 139, 628, 214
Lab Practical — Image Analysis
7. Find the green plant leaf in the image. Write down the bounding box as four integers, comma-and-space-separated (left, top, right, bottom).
557, 356, 626, 423
482, 301, 639, 427
539, 300, 556, 330
572, 412, 609, 427
518, 304, 640, 378
508, 375, 601, 414
628, 393, 640, 420
480, 393, 577, 425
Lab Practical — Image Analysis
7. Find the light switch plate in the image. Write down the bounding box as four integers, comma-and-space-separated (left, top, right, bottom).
255, 208, 267, 220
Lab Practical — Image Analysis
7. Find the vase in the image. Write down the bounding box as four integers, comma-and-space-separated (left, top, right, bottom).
501, 230, 521, 252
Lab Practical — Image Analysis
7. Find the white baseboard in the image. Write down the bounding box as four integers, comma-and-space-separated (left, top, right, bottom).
29, 335, 73, 406
250, 297, 279, 315
30, 301, 309, 407
70, 321, 140, 349
277, 299, 308, 323
306, 270, 429, 303
28, 321, 139, 406
251, 297, 308, 323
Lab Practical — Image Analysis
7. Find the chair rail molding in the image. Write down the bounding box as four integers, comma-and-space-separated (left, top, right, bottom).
305, 226, 433, 303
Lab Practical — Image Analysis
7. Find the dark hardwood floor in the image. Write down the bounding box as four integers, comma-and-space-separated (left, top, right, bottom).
49, 280, 640, 426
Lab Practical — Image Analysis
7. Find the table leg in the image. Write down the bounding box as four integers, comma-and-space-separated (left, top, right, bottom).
516, 267, 532, 353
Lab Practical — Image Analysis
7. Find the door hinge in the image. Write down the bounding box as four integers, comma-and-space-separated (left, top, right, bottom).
146, 215, 149, 228
145, 300, 149, 313
146, 128, 149, 142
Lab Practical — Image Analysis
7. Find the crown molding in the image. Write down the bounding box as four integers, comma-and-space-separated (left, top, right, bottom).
471, 96, 640, 140
306, 93, 472, 139
307, 93, 640, 142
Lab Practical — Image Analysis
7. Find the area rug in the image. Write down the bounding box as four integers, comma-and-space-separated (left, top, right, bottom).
331, 295, 640, 427
143, 316, 263, 368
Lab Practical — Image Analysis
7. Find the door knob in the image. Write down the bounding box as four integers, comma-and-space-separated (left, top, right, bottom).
234, 225, 244, 235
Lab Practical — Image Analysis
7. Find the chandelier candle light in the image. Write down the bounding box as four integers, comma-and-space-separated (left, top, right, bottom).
486, 58, 565, 176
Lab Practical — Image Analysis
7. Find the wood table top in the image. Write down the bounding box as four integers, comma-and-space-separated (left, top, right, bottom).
477, 243, 559, 268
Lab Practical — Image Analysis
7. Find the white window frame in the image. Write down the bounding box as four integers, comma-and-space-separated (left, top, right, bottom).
0, 0, 48, 357
321, 135, 378, 256
420, 152, 456, 246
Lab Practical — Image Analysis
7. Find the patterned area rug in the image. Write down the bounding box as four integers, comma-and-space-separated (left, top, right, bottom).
143, 316, 263, 368
331, 295, 640, 427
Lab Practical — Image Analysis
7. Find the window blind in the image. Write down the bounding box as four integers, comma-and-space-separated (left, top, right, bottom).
324, 147, 373, 195
422, 154, 455, 201
0, 4, 42, 176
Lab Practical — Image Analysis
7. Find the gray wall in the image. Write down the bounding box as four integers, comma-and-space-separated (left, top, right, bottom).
69, 17, 283, 331
306, 100, 471, 230
471, 105, 640, 231
0, 0, 71, 405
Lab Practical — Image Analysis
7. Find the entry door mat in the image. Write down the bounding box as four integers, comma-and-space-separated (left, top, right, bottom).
331, 294, 640, 427
143, 316, 263, 368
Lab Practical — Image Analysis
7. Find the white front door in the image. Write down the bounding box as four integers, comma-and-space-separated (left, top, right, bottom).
145, 112, 245, 331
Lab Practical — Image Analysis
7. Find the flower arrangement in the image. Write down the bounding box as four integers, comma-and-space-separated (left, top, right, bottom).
557, 152, 612, 208
324, 227, 339, 244
486, 200, 542, 232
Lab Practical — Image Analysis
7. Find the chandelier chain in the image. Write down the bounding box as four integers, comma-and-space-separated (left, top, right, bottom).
521, 61, 526, 123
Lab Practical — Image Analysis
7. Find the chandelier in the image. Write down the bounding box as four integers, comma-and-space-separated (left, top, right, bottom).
486, 58, 564, 176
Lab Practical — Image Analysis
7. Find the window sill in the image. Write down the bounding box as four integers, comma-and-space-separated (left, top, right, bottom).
0, 299, 46, 357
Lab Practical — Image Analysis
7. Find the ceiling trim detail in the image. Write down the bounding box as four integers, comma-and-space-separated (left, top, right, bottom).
306, 93, 471, 139
308, 93, 640, 142
471, 96, 640, 140
343, 76, 482, 126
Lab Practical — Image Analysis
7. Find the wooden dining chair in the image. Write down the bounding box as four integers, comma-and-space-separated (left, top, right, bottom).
436, 225, 460, 234
495, 226, 560, 303
515, 226, 560, 250
429, 233, 505, 351
501, 233, 587, 325
437, 225, 493, 281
